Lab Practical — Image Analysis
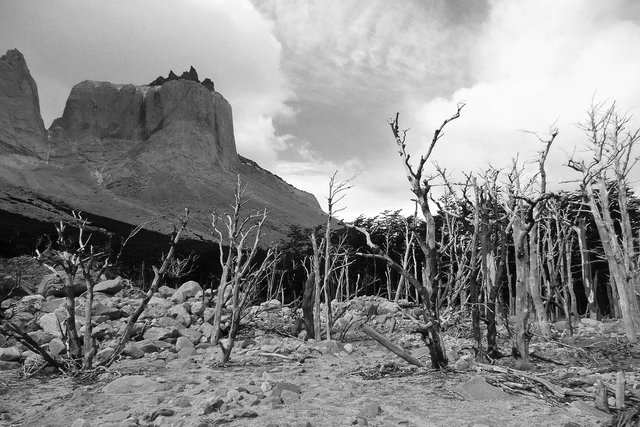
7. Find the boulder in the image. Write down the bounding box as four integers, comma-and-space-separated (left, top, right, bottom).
156, 316, 184, 329
169, 304, 191, 327
38, 312, 65, 337
143, 327, 178, 341
38, 273, 86, 298
178, 328, 202, 345
175, 281, 202, 300
41, 297, 66, 313
93, 277, 124, 295
27, 330, 55, 345
175, 336, 194, 351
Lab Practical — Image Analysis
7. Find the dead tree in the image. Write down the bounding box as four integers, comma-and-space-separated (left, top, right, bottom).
505, 127, 557, 369
210, 177, 279, 362
569, 101, 640, 342
350, 106, 464, 369
35, 211, 113, 368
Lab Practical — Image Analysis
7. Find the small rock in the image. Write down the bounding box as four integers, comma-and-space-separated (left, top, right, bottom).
358, 403, 382, 418
351, 417, 369, 425
228, 408, 258, 419
344, 343, 354, 354
94, 347, 115, 365
71, 419, 92, 427
260, 395, 283, 405
123, 343, 145, 359
0, 361, 20, 371
281, 389, 300, 404
202, 398, 224, 415
0, 346, 22, 362
174, 396, 192, 407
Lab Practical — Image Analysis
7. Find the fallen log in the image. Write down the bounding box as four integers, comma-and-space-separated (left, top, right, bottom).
361, 325, 425, 368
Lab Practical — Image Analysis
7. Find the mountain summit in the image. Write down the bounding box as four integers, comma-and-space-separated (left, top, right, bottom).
0, 49, 324, 258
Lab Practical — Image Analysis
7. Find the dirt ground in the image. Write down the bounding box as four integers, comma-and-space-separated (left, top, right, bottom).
0, 330, 628, 427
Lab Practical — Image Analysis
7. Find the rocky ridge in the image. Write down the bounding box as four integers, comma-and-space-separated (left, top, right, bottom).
0, 49, 325, 261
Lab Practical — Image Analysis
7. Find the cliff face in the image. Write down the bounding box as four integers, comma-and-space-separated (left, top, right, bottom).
0, 49, 48, 158
49, 79, 239, 172
0, 51, 324, 258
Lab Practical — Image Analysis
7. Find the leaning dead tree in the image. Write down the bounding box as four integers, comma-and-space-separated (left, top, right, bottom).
569, 101, 640, 342
105, 209, 189, 367
210, 177, 279, 362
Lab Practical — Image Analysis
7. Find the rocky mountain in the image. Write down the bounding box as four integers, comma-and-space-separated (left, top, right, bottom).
0, 49, 324, 263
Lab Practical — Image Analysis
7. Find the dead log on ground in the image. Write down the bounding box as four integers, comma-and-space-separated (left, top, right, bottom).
361, 325, 425, 368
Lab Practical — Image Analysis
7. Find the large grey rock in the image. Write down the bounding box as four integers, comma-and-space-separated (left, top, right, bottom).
38, 273, 86, 298
94, 277, 124, 295
27, 330, 55, 345
169, 304, 191, 327
175, 336, 194, 352
143, 327, 178, 341
38, 312, 65, 337
175, 281, 202, 299
178, 328, 202, 344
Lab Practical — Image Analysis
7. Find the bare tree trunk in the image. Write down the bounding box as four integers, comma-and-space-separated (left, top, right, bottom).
529, 222, 551, 337
302, 272, 315, 339
513, 221, 531, 369
311, 232, 322, 340
573, 219, 598, 318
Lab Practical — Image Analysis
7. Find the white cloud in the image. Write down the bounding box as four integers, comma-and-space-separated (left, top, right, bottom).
412, 0, 640, 188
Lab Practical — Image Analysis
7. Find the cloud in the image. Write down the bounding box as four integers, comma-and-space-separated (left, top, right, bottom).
412, 0, 640, 188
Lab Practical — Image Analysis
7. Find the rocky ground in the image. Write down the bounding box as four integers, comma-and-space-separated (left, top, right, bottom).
0, 258, 638, 426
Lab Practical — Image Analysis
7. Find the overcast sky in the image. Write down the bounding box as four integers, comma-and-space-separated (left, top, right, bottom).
2, 0, 640, 219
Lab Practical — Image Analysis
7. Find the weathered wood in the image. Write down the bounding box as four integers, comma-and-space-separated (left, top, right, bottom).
302, 271, 315, 339
616, 371, 626, 409
361, 325, 425, 368
595, 379, 610, 413
478, 363, 566, 398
